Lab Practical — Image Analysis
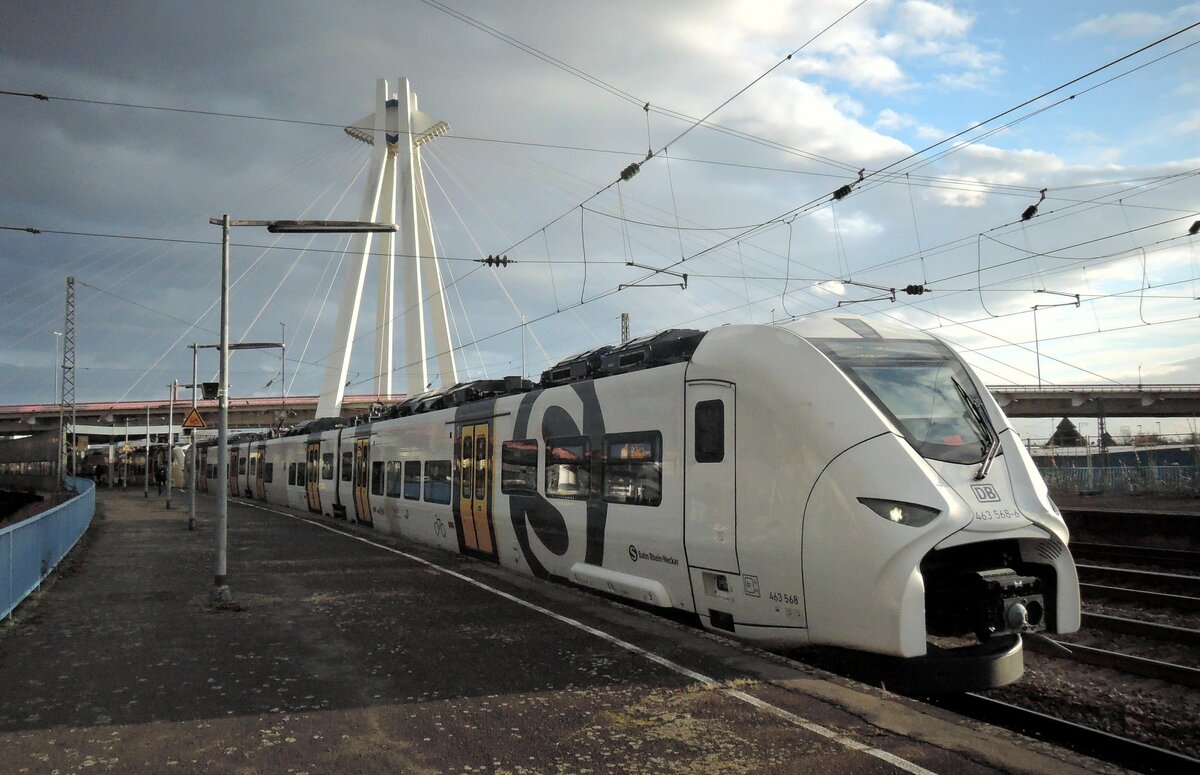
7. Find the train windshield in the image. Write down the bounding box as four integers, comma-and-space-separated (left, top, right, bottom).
815, 338, 995, 465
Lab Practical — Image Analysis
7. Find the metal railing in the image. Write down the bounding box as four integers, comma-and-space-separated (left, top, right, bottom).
1, 476, 96, 620
1039, 466, 1200, 496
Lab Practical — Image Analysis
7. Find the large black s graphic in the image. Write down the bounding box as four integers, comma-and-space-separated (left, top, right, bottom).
509, 383, 607, 578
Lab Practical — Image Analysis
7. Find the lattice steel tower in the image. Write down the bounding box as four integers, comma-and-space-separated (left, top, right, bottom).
57, 276, 77, 478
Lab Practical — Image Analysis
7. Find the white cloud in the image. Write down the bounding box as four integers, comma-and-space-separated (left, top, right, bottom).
726, 78, 912, 163
896, 0, 973, 40
1070, 4, 1200, 39
1071, 12, 1172, 39
875, 108, 914, 131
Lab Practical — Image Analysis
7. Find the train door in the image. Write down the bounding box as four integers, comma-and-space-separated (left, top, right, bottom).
254, 444, 267, 500
353, 437, 373, 526
333, 430, 349, 519
228, 446, 241, 498
456, 423, 496, 557
684, 380, 739, 573
305, 440, 322, 514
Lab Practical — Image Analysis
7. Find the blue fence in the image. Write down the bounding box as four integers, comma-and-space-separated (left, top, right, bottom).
1, 476, 96, 620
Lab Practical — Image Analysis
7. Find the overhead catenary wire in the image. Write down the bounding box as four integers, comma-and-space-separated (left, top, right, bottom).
4, 15, 1195, 403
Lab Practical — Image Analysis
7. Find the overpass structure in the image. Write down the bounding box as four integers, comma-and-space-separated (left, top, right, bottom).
0, 395, 396, 441
989, 385, 1200, 419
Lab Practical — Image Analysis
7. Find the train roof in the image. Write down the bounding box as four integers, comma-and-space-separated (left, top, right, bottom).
262, 315, 933, 435
779, 313, 937, 342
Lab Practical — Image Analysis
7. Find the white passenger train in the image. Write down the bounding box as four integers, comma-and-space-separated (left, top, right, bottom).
201, 313, 1080, 688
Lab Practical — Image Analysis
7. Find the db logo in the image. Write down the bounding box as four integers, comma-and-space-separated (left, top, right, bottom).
971, 484, 1001, 503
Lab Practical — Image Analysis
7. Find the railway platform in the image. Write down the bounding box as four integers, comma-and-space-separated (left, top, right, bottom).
0, 490, 1112, 774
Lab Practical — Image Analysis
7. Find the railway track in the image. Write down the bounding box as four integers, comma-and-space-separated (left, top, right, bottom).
951, 507, 1200, 765
1081, 582, 1200, 612
1083, 611, 1200, 646
1024, 634, 1200, 688
931, 693, 1200, 774
1072, 541, 1200, 572
1077, 563, 1200, 597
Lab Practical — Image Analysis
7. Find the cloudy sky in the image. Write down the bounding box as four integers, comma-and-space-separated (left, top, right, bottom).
2, 1, 1199, 441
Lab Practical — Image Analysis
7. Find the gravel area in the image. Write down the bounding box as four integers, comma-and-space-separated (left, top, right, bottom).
984, 651, 1200, 759
991, 499, 1200, 764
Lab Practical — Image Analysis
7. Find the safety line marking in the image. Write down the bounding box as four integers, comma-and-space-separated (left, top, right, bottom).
241, 500, 936, 775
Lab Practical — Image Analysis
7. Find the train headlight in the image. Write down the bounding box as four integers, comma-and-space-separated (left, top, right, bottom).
857, 497, 941, 527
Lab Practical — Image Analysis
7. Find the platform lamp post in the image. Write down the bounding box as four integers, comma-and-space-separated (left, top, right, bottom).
185, 343, 200, 531
166, 379, 177, 510
206, 216, 397, 604
144, 404, 151, 498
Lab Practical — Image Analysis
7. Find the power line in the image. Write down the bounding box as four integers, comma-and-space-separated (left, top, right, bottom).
645, 20, 1200, 276
492, 1, 873, 258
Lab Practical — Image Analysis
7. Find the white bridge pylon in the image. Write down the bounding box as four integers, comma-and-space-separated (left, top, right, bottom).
315, 77, 458, 418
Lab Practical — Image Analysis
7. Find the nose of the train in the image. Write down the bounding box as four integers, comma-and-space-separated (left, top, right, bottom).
801, 432, 971, 657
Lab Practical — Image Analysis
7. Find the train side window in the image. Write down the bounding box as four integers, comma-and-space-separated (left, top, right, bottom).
249, 457, 257, 476
475, 436, 489, 499
603, 431, 663, 506
264, 463, 273, 483
288, 462, 297, 486
238, 456, 247, 475
371, 460, 385, 496
321, 453, 334, 480
341, 451, 352, 482
297, 462, 306, 486
695, 400, 724, 463
403, 460, 421, 500
461, 436, 474, 496
501, 440, 537, 494
424, 460, 451, 504
384, 461, 403, 498
545, 436, 589, 500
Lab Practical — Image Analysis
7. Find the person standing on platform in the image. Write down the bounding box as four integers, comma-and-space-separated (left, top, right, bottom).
155, 461, 166, 495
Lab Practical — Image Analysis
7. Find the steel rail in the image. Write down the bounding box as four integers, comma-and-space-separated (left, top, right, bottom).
1081, 582, 1200, 612
1077, 564, 1200, 597
1083, 611, 1200, 646
1072, 542, 1200, 572
1025, 636, 1200, 689
933, 693, 1200, 774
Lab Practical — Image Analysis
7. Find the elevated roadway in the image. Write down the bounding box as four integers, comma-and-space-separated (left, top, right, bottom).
990, 384, 1200, 419
0, 394, 397, 439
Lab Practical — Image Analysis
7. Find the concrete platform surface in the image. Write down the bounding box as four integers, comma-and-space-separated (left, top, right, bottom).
0, 490, 1110, 774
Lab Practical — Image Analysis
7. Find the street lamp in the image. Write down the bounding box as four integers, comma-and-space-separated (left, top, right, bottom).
166, 380, 178, 510
206, 216, 397, 604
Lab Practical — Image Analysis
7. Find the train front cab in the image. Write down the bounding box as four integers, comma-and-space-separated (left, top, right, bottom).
797, 318, 1080, 689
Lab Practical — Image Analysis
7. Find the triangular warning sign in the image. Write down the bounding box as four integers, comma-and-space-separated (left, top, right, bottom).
182, 408, 206, 430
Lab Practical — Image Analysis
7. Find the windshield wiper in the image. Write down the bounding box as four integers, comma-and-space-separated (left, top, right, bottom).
952, 377, 1000, 480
